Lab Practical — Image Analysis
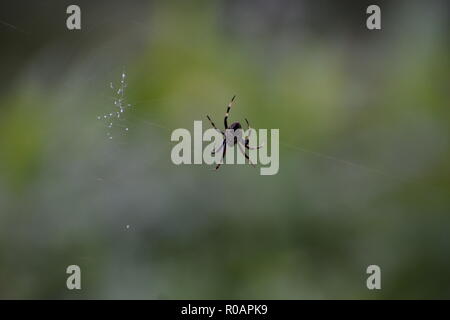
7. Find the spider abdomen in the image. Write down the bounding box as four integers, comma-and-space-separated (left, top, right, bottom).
225, 122, 243, 146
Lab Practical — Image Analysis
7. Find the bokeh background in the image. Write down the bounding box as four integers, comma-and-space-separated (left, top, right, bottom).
0, 0, 449, 299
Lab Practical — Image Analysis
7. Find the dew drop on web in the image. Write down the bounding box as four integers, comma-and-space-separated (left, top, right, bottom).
98, 71, 132, 140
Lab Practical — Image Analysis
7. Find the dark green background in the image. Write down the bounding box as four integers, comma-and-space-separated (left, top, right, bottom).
0, 0, 449, 298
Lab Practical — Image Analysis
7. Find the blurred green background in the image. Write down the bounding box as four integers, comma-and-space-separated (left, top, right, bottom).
0, 0, 449, 299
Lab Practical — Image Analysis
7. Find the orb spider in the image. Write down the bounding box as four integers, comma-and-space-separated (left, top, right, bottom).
206, 95, 262, 170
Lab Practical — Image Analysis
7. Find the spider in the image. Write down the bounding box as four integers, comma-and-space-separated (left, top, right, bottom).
206, 95, 262, 170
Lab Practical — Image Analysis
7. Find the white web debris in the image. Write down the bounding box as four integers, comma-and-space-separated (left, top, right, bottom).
97, 72, 132, 139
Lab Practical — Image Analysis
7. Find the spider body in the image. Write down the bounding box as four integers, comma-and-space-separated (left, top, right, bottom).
206, 96, 262, 170
226, 122, 243, 146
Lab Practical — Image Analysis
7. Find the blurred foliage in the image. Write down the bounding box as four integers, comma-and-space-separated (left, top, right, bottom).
0, 0, 449, 298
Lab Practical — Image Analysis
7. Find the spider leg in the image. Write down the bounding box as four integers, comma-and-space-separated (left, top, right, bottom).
244, 118, 250, 130
224, 95, 236, 129
244, 119, 251, 144
243, 118, 253, 145
206, 115, 224, 134
242, 118, 263, 149
211, 139, 225, 156
237, 142, 256, 167
215, 144, 227, 170
245, 143, 263, 150
239, 136, 263, 150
